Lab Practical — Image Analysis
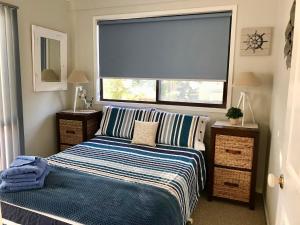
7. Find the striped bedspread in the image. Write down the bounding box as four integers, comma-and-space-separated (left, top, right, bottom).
48, 136, 206, 222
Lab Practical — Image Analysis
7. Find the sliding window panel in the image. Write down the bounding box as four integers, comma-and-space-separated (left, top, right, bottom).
101, 78, 156, 102
159, 80, 225, 104
98, 12, 232, 81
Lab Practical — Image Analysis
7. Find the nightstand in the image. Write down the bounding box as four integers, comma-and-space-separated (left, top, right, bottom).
56, 111, 102, 152
208, 121, 259, 209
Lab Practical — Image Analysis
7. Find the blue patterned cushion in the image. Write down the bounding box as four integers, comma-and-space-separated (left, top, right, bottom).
96, 106, 152, 139
149, 111, 201, 148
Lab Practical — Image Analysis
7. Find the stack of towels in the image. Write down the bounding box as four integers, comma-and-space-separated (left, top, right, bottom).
0, 156, 50, 192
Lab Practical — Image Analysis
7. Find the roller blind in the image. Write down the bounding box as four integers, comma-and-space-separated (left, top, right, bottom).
98, 11, 232, 81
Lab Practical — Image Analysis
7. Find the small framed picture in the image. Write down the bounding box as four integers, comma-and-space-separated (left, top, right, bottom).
240, 27, 273, 56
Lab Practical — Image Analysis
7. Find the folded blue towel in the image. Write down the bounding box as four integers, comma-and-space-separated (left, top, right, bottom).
0, 166, 50, 192
10, 156, 41, 167
1, 157, 48, 181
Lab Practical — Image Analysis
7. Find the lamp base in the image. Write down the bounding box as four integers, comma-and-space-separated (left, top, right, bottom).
237, 91, 256, 126
73, 86, 82, 112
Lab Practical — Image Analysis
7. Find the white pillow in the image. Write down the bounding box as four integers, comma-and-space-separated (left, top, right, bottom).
132, 121, 159, 147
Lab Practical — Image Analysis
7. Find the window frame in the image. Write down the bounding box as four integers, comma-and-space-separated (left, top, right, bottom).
100, 79, 228, 108
93, 5, 237, 111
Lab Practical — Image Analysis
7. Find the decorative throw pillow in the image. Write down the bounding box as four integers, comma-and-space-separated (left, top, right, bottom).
132, 121, 159, 147
95, 106, 152, 139
149, 110, 208, 149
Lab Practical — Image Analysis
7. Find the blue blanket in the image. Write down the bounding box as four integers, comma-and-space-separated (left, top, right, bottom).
0, 166, 183, 225
0, 136, 206, 225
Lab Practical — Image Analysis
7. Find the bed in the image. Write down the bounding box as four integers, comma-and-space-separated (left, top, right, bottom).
0, 135, 206, 225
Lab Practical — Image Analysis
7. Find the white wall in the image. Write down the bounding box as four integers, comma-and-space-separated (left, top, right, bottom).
70, 0, 276, 193
2, 0, 73, 157
265, 0, 294, 224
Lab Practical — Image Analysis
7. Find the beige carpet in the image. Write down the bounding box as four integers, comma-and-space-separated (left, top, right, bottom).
192, 195, 267, 225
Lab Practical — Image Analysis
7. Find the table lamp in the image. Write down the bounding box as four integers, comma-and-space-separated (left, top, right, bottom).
234, 72, 260, 126
68, 71, 89, 112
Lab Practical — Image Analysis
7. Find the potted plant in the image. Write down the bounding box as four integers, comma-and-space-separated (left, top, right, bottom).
226, 107, 243, 125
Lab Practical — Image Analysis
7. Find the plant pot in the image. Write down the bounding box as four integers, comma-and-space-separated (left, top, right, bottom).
229, 118, 241, 125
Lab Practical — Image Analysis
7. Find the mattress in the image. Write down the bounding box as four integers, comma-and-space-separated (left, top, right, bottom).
1, 201, 81, 225
0, 136, 206, 225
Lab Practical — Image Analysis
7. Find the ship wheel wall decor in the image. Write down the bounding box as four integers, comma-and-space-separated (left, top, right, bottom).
240, 27, 273, 56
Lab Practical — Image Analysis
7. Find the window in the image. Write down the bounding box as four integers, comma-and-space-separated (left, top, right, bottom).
97, 10, 233, 108
101, 79, 227, 107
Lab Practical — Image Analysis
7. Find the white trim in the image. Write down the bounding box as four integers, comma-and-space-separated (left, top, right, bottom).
94, 5, 237, 21
226, 5, 237, 110
96, 100, 228, 113
93, 23, 100, 101
93, 77, 227, 82
263, 195, 271, 225
92, 5, 237, 111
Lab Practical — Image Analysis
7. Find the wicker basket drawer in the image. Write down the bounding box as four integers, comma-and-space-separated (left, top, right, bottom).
215, 134, 254, 169
59, 119, 83, 145
213, 167, 251, 203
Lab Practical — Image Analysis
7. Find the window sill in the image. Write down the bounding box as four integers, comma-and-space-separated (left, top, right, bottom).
94, 100, 228, 114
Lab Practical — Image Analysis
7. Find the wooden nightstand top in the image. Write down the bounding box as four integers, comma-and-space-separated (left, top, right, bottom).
213, 121, 259, 131
57, 110, 101, 120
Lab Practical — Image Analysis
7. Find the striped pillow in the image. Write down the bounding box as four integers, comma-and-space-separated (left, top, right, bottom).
96, 106, 152, 139
149, 111, 201, 148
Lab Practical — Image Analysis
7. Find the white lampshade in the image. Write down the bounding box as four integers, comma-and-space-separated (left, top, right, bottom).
68, 70, 89, 84
234, 72, 260, 87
